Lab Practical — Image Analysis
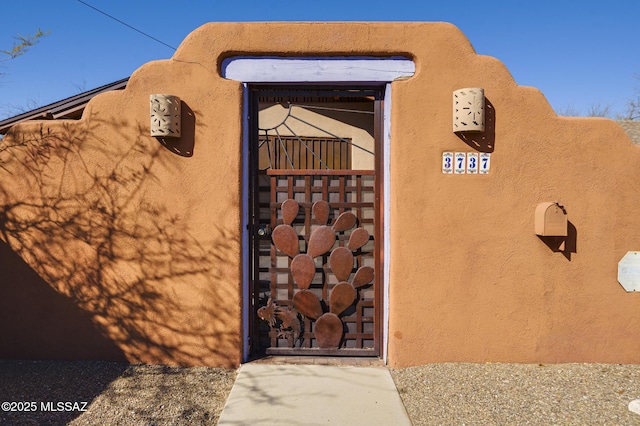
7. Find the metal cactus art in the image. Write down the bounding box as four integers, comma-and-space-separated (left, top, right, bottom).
263, 199, 374, 349
257, 298, 303, 345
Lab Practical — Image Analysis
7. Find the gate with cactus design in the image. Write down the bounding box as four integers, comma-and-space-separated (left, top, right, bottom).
249, 86, 383, 356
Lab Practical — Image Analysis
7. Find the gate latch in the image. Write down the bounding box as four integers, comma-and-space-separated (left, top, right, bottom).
257, 225, 271, 237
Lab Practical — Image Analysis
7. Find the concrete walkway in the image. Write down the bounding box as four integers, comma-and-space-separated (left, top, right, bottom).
218, 361, 412, 425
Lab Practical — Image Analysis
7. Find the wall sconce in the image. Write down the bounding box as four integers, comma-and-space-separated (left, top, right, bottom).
150, 94, 181, 137
453, 88, 485, 133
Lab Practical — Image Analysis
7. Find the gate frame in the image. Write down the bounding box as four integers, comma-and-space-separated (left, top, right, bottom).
250, 87, 383, 356
221, 56, 416, 363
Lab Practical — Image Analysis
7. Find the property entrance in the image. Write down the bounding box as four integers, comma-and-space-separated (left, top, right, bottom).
248, 86, 384, 356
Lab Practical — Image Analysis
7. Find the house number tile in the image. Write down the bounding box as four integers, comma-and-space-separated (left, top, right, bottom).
467, 152, 478, 174
442, 152, 453, 174
442, 152, 491, 174
454, 152, 466, 174
479, 153, 491, 174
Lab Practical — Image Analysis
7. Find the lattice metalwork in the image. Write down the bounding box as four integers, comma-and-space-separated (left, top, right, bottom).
255, 171, 376, 354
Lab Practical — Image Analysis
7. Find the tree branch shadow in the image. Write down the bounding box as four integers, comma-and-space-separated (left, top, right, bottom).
0, 111, 240, 368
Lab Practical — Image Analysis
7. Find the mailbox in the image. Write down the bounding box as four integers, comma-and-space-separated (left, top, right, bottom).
535, 202, 567, 237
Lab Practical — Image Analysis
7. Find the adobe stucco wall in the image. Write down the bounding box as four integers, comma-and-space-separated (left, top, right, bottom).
0, 22, 638, 368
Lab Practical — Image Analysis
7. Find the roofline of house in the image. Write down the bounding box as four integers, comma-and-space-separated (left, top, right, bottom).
0, 77, 129, 135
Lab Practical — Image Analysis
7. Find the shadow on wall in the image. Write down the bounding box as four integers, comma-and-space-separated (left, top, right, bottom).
456, 99, 495, 153
0, 108, 239, 367
157, 101, 196, 157
0, 241, 125, 360
538, 221, 578, 261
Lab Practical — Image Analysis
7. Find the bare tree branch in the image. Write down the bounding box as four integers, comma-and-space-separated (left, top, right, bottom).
619, 75, 640, 121
556, 102, 612, 118
0, 28, 51, 62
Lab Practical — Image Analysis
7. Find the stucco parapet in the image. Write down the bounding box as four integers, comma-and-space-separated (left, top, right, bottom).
169, 22, 477, 77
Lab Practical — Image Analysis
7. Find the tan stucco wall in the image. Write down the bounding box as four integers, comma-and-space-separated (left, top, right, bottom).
1, 22, 639, 368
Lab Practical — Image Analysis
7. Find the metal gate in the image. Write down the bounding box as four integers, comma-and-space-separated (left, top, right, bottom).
249, 87, 383, 356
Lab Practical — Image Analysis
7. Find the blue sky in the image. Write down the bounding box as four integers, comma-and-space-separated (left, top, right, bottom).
1, 1, 639, 120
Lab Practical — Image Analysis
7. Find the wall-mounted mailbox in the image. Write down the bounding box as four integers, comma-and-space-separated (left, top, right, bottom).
535, 202, 567, 237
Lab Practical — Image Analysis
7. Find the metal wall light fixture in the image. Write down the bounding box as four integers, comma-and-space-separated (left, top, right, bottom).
453, 88, 485, 133
150, 94, 181, 137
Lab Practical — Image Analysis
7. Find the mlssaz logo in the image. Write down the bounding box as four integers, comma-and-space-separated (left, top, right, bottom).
40, 401, 88, 412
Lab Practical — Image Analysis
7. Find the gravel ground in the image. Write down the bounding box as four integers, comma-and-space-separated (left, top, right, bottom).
0, 360, 236, 425
1, 359, 639, 425
391, 363, 640, 425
